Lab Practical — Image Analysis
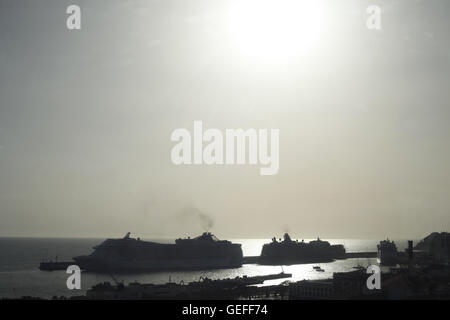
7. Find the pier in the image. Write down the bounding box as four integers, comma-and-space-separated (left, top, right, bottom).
39, 261, 74, 271
344, 252, 377, 258
243, 256, 260, 264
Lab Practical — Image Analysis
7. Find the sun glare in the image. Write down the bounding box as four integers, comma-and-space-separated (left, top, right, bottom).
227, 0, 325, 61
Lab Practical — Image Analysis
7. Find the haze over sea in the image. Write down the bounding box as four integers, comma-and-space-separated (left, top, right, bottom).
0, 237, 414, 299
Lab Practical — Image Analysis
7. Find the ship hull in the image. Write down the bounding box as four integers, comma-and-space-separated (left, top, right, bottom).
377, 252, 398, 266
74, 256, 242, 272
258, 257, 335, 265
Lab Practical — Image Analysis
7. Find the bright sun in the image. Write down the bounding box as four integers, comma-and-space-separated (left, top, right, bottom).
227, 0, 325, 61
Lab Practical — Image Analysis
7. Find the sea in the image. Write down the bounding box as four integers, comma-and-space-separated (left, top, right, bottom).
0, 237, 414, 299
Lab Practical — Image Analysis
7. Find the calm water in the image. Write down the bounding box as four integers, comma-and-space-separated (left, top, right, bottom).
0, 237, 413, 298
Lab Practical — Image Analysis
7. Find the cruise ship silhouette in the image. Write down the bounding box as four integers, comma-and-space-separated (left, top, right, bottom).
259, 233, 346, 265
73, 232, 243, 272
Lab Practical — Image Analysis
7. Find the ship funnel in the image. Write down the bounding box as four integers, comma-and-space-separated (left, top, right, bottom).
408, 240, 413, 260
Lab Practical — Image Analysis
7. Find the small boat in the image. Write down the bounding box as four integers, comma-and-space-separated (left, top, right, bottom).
353, 265, 365, 271
313, 266, 325, 272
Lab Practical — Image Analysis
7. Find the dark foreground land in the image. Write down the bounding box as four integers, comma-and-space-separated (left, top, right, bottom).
6, 262, 450, 300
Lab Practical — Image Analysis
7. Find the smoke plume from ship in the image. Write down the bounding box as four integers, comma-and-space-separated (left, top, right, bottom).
178, 205, 214, 232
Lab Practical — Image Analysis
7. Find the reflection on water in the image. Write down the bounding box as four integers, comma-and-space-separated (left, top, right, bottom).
0, 237, 413, 298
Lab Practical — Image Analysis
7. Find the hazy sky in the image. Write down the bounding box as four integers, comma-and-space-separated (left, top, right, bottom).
0, 0, 449, 239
